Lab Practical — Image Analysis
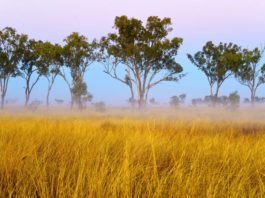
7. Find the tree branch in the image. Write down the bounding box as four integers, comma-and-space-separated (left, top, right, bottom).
29, 74, 41, 94
148, 72, 183, 90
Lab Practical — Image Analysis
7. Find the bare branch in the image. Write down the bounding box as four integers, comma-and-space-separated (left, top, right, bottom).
29, 74, 41, 94
148, 72, 185, 90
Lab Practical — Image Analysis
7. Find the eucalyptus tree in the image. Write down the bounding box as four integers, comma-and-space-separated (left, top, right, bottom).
228, 91, 240, 110
235, 47, 265, 104
19, 37, 47, 106
98, 36, 136, 105
99, 16, 184, 108
0, 27, 22, 109
35, 41, 64, 107
62, 32, 96, 109
71, 78, 93, 110
187, 41, 242, 98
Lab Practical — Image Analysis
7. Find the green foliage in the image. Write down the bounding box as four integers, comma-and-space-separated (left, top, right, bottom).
62, 32, 96, 109
99, 16, 183, 107
34, 42, 65, 107
71, 78, 92, 109
63, 32, 96, 81
0, 27, 22, 78
170, 96, 180, 107
1, 21, 265, 109
108, 16, 183, 75
234, 47, 265, 103
19, 37, 54, 106
71, 78, 88, 99
235, 48, 262, 81
188, 41, 242, 97
0, 27, 25, 108
228, 91, 240, 109
34, 41, 64, 76
20, 39, 43, 75
98, 16, 184, 107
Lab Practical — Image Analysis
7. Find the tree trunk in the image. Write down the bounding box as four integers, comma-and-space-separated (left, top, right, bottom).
60, 76, 73, 109
144, 87, 151, 104
46, 76, 56, 108
1, 95, 5, 109
215, 86, 220, 98
25, 91, 30, 107
138, 99, 145, 109
70, 92, 74, 109
138, 92, 146, 110
25, 79, 30, 107
1, 79, 8, 109
78, 97, 83, 111
129, 85, 135, 108
251, 89, 256, 106
212, 85, 221, 106
210, 85, 213, 96
46, 88, 51, 108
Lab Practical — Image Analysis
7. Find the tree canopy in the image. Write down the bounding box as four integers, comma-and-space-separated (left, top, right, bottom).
235, 47, 265, 104
187, 41, 242, 98
34, 41, 64, 107
62, 32, 96, 109
1, 16, 265, 109
19, 37, 48, 106
0, 27, 24, 108
99, 16, 184, 108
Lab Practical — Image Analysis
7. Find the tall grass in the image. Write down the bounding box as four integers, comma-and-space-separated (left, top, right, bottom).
1, 116, 265, 197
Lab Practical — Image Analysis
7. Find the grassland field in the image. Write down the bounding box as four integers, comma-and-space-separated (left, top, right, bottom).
1, 107, 265, 197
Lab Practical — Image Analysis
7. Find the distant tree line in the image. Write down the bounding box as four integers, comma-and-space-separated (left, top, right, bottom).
0, 16, 264, 110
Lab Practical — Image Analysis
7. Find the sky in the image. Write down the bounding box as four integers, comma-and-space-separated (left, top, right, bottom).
0, 0, 265, 105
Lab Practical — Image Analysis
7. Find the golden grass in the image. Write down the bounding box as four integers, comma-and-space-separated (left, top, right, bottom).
1, 114, 265, 197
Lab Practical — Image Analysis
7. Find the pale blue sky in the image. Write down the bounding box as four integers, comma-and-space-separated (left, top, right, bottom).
0, 0, 265, 105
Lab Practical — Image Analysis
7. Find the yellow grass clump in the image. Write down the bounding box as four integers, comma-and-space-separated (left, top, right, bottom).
1, 115, 265, 197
